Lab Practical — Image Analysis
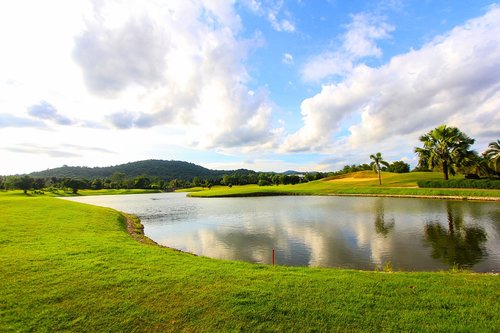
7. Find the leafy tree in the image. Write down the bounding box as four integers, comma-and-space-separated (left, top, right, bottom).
483, 139, 500, 173
66, 179, 85, 194
258, 179, 271, 186
414, 125, 475, 180
369, 152, 389, 185
91, 178, 103, 190
133, 175, 151, 189
111, 172, 126, 189
192, 176, 202, 187
15, 176, 34, 194
221, 174, 232, 187
386, 161, 410, 173
33, 178, 46, 190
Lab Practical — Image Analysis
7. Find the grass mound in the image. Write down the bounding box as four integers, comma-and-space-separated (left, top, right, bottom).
324, 170, 378, 180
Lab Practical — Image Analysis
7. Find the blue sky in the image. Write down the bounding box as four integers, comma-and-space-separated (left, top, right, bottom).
1, 0, 499, 175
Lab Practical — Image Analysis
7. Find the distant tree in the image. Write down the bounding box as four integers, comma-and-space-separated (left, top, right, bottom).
192, 176, 202, 187
221, 174, 232, 186
258, 179, 271, 186
271, 174, 281, 186
91, 178, 103, 190
15, 175, 34, 194
370, 152, 389, 185
111, 172, 126, 189
202, 179, 213, 189
288, 175, 300, 185
415, 125, 475, 180
305, 173, 315, 182
134, 175, 151, 189
483, 140, 500, 173
66, 179, 84, 194
386, 161, 410, 173
32, 178, 46, 190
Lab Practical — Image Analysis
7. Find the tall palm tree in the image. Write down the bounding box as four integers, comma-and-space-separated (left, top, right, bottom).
483, 140, 500, 173
414, 125, 475, 180
370, 152, 389, 185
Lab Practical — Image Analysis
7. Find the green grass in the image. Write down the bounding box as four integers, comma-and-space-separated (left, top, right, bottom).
39, 188, 161, 197
189, 172, 500, 199
1, 192, 499, 331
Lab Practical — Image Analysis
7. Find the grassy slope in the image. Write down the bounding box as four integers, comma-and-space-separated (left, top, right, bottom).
1, 191, 499, 332
188, 171, 500, 198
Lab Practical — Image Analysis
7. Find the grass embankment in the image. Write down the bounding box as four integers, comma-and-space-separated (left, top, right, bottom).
1, 191, 499, 331
43, 188, 161, 197
188, 171, 500, 199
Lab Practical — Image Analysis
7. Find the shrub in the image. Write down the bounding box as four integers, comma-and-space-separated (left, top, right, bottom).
258, 179, 271, 186
417, 179, 500, 189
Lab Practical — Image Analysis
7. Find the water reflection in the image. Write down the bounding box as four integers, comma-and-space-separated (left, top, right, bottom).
424, 202, 487, 269
373, 198, 395, 237
63, 194, 500, 272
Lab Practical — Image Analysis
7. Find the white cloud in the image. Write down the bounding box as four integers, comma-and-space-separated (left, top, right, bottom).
301, 13, 394, 82
282, 53, 294, 65
343, 13, 394, 58
242, 0, 295, 32
46, 1, 276, 149
285, 6, 500, 157
28, 101, 74, 126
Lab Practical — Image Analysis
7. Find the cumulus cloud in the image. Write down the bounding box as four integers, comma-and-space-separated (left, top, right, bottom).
301, 13, 394, 82
285, 6, 500, 153
73, 16, 168, 97
71, 1, 277, 149
28, 101, 74, 125
242, 0, 295, 32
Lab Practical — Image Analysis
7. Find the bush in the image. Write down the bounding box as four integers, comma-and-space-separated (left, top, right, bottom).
417, 179, 500, 189
258, 180, 271, 186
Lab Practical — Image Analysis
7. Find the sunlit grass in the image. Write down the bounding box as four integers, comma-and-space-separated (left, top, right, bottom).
189, 172, 500, 198
26, 188, 161, 197
1, 192, 499, 331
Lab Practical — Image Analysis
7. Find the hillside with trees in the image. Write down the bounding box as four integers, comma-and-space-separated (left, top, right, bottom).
29, 160, 229, 181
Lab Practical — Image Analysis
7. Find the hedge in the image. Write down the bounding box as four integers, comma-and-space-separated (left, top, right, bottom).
417, 179, 500, 189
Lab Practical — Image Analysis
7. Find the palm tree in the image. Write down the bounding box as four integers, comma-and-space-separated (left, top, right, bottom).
370, 152, 389, 185
483, 140, 500, 173
414, 125, 475, 180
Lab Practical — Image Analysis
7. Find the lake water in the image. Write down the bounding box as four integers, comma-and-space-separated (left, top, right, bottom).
64, 193, 500, 272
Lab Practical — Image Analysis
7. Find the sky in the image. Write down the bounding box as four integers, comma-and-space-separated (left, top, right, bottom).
1, 0, 499, 175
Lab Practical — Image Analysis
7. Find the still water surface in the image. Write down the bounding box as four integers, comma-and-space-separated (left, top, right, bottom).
65, 193, 500, 272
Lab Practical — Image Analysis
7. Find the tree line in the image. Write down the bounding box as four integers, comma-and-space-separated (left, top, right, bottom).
2, 125, 498, 194
370, 125, 499, 184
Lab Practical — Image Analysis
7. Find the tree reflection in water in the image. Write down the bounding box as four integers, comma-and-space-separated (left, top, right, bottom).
374, 198, 394, 237
424, 202, 487, 269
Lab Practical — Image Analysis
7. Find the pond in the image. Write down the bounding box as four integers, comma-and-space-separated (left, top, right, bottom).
64, 193, 500, 272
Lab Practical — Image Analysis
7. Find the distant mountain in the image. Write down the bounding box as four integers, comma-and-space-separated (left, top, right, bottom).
282, 170, 302, 175
29, 159, 241, 181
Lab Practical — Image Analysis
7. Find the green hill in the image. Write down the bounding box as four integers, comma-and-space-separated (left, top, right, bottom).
28, 159, 254, 181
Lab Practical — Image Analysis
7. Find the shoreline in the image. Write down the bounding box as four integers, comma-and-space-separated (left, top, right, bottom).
326, 193, 500, 202
120, 209, 498, 274
188, 191, 500, 202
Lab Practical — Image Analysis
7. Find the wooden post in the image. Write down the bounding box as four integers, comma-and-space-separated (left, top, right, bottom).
272, 249, 275, 266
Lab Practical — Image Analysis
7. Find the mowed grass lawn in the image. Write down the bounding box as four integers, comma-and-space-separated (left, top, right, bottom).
1, 191, 499, 332
188, 171, 500, 198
